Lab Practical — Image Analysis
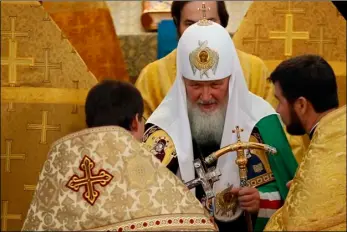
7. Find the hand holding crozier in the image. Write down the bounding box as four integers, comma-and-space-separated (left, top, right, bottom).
230, 186, 260, 213
286, 180, 293, 189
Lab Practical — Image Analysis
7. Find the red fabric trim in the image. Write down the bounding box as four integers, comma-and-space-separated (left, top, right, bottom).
259, 199, 282, 209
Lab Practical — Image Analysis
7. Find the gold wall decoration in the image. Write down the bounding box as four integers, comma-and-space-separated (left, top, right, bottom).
2, 87, 89, 105
1, 201, 22, 231
1, 16, 34, 87
26, 111, 61, 145
1, 140, 26, 173
30, 48, 62, 83
234, 1, 346, 60
269, 14, 309, 57
1, 1, 97, 230
305, 24, 337, 56
242, 24, 271, 56
233, 1, 346, 105
141, 1, 172, 31
269, 1, 309, 57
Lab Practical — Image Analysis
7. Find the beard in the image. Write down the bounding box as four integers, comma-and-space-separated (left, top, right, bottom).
286, 107, 306, 136
187, 99, 227, 146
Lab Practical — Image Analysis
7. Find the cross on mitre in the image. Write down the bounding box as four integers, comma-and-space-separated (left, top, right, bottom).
198, 2, 210, 20
197, 2, 212, 26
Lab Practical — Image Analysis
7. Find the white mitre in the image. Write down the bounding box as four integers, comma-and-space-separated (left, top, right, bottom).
147, 21, 276, 222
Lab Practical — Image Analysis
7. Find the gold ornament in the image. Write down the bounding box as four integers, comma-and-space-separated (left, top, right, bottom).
215, 185, 238, 218
189, 40, 219, 78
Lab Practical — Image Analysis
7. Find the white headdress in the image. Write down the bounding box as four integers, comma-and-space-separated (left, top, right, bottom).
147, 21, 275, 221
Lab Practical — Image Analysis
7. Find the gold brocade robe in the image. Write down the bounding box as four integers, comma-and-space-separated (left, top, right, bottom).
265, 106, 346, 231
22, 126, 216, 231
135, 49, 306, 163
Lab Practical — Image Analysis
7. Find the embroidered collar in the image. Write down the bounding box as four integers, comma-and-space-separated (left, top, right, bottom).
309, 122, 319, 140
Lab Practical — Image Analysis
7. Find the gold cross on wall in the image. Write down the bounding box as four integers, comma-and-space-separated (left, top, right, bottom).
1, 16, 29, 41
66, 155, 114, 205
198, 2, 210, 19
27, 111, 61, 144
242, 24, 271, 56
1, 40, 34, 86
305, 24, 337, 56
1, 201, 22, 231
273, 1, 305, 16
232, 126, 244, 142
0, 140, 26, 173
269, 14, 309, 57
1, 16, 33, 86
31, 48, 62, 83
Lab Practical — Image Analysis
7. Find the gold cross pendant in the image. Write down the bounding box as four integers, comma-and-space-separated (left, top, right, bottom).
232, 126, 244, 143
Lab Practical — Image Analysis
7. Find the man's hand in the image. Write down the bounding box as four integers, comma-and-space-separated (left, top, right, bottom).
286, 180, 293, 189
230, 187, 260, 213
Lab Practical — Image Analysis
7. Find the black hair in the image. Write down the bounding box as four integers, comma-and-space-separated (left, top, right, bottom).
268, 54, 339, 113
85, 79, 144, 129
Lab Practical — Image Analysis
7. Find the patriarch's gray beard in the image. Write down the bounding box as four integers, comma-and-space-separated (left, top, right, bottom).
187, 99, 227, 146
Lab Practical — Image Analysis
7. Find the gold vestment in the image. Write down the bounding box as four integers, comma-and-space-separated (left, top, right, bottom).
22, 126, 217, 231
265, 106, 346, 231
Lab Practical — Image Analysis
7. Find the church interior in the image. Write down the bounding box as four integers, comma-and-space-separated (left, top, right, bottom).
1, 1, 346, 231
